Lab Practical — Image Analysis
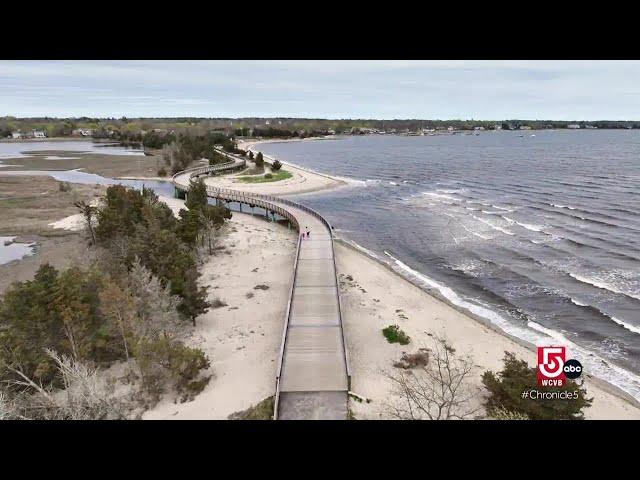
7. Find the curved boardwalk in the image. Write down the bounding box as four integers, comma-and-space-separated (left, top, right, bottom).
173, 153, 350, 419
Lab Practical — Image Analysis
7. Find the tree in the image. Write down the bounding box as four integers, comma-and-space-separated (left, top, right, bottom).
384, 336, 480, 420
126, 258, 182, 340
135, 337, 211, 403
99, 281, 136, 360
482, 352, 593, 420
185, 178, 208, 211
248, 151, 254, 160
271, 159, 283, 171
255, 152, 264, 167
74, 200, 97, 245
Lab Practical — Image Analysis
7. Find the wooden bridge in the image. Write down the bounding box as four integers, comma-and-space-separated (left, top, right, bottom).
173, 152, 350, 419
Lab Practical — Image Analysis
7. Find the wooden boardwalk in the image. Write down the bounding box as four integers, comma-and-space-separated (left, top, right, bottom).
173, 155, 350, 419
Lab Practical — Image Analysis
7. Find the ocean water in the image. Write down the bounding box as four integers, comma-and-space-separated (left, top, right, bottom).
258, 130, 640, 399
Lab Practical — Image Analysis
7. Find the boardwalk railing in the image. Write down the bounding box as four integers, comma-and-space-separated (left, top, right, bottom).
172, 149, 351, 418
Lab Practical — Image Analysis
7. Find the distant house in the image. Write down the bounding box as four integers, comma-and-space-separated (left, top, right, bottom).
493, 124, 502, 130
32, 130, 47, 138
11, 131, 24, 139
447, 126, 454, 132
72, 129, 93, 137
567, 124, 581, 129
519, 125, 532, 130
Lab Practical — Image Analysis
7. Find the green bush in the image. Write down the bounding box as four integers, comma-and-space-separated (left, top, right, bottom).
271, 160, 283, 171
135, 337, 211, 403
482, 352, 593, 420
264, 173, 273, 179
228, 396, 274, 420
157, 166, 167, 177
382, 324, 411, 345
58, 181, 72, 192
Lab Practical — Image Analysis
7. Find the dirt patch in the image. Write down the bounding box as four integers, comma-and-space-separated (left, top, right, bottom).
0, 233, 90, 295
0, 175, 105, 236
1, 152, 164, 179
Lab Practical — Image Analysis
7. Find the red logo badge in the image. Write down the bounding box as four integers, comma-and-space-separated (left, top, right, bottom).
537, 346, 566, 387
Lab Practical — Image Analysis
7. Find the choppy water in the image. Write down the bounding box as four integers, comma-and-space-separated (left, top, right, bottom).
258, 131, 640, 400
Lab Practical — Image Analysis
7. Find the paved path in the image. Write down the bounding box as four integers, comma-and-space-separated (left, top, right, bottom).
173, 154, 350, 419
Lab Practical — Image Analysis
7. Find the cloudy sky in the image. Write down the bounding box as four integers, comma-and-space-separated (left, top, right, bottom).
2, 60, 640, 120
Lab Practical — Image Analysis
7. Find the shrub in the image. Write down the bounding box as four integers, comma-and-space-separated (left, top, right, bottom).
255, 152, 264, 166
211, 299, 227, 308
271, 159, 283, 171
228, 396, 274, 420
481, 352, 593, 420
135, 337, 211, 403
58, 181, 71, 192
382, 324, 411, 345
264, 173, 273, 179
393, 348, 429, 369
157, 166, 167, 177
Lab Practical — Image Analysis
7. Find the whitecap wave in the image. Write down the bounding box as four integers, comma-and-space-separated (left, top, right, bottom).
472, 215, 514, 235
492, 205, 515, 212
569, 273, 640, 301
423, 191, 460, 202
551, 203, 577, 210
570, 298, 640, 334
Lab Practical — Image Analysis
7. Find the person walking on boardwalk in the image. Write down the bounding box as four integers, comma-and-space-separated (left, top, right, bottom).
306, 228, 310, 239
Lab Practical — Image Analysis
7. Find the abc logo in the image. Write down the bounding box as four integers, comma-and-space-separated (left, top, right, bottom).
563, 359, 583, 379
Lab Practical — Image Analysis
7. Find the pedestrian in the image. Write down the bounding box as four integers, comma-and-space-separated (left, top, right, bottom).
307, 229, 311, 239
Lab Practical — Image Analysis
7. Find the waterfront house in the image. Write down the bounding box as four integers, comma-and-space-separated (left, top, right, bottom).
32, 130, 47, 138
493, 124, 502, 130
11, 131, 23, 139
567, 124, 581, 129
519, 125, 532, 130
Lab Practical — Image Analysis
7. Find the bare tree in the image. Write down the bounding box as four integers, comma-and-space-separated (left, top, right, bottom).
74, 200, 97, 245
127, 258, 182, 340
384, 336, 481, 420
1, 350, 128, 420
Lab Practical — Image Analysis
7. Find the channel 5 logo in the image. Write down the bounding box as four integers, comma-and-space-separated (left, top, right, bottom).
537, 346, 583, 387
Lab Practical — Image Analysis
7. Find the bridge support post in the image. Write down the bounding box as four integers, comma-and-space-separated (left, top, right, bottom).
251, 206, 254, 216
239, 203, 243, 213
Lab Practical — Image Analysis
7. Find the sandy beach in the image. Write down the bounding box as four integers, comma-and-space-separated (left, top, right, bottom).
143, 212, 296, 419
3, 140, 638, 419
335, 242, 640, 420
144, 139, 640, 420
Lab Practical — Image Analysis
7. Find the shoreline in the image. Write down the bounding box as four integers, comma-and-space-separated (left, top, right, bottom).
335, 237, 640, 410
240, 136, 640, 411
3, 139, 639, 417
238, 137, 351, 195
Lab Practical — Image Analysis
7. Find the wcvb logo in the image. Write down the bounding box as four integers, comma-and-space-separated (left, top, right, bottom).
537, 346, 583, 387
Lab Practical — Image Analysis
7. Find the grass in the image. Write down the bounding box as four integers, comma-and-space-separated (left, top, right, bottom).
228, 396, 274, 420
237, 170, 292, 184
382, 324, 411, 345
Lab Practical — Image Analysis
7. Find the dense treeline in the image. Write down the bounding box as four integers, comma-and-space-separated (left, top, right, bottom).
0, 182, 232, 418
3, 116, 640, 141
159, 133, 239, 175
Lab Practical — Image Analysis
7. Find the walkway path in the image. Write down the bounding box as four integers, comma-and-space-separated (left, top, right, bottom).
173, 153, 350, 419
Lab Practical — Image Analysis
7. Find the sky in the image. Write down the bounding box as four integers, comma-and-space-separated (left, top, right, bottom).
2, 60, 640, 120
